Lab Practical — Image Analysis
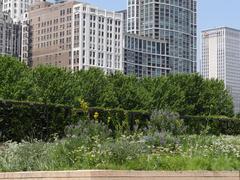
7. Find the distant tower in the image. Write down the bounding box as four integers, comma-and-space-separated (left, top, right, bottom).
0, 1, 21, 57
201, 27, 240, 113
124, 0, 197, 77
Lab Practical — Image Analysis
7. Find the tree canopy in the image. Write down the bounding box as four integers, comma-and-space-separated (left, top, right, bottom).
0, 56, 234, 116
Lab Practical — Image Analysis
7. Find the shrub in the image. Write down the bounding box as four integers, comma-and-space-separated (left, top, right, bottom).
183, 115, 240, 135
100, 135, 150, 165
0, 140, 55, 171
1, 99, 240, 143
65, 119, 112, 141
83, 107, 150, 134
142, 131, 180, 149
0, 100, 73, 142
148, 110, 186, 135
0, 135, 239, 171
87, 107, 127, 133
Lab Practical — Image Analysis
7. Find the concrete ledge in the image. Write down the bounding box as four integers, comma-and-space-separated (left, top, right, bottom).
0, 170, 239, 180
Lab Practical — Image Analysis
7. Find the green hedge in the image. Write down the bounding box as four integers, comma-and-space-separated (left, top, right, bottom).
0, 100, 73, 142
86, 109, 240, 135
87, 107, 150, 131
1, 100, 240, 142
183, 115, 240, 135
0, 100, 149, 142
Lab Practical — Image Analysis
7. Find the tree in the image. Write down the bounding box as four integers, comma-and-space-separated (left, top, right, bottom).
73, 68, 108, 107
0, 56, 30, 100
27, 65, 75, 105
151, 75, 185, 113
0, 56, 234, 116
106, 72, 152, 110
199, 79, 234, 116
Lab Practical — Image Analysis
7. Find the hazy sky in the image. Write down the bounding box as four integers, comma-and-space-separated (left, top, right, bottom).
79, 0, 240, 66
80, 0, 240, 31
80, 0, 240, 40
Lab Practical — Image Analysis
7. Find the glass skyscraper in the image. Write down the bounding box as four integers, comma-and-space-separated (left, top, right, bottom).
124, 0, 197, 77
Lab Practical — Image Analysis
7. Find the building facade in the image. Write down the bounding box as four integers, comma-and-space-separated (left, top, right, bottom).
124, 0, 197, 77
117, 10, 127, 33
124, 33, 170, 77
127, 0, 140, 35
72, 3, 123, 73
2, 0, 35, 23
22, 0, 77, 68
22, 0, 123, 72
201, 27, 240, 113
0, 2, 21, 57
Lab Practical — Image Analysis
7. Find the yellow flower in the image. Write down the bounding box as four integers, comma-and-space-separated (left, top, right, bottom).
80, 99, 89, 113
107, 116, 111, 124
94, 112, 99, 120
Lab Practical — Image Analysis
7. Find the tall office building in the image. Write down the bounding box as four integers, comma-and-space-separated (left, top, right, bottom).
22, 0, 77, 68
72, 3, 123, 73
124, 0, 197, 77
2, 0, 35, 23
117, 10, 127, 33
124, 33, 170, 77
127, 0, 140, 35
201, 27, 240, 113
22, 0, 123, 72
0, 2, 21, 57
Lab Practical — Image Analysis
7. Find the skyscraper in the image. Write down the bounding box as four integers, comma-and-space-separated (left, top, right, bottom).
22, 0, 123, 73
72, 3, 123, 73
201, 27, 240, 113
124, 0, 197, 77
0, 2, 21, 57
127, 0, 140, 35
22, 0, 77, 68
117, 10, 127, 33
2, 0, 35, 23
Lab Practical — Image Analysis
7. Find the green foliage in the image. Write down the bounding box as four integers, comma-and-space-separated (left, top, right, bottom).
0, 99, 239, 142
0, 56, 30, 100
0, 100, 73, 142
73, 68, 108, 107
148, 110, 186, 135
27, 66, 76, 105
65, 120, 111, 141
0, 141, 55, 171
0, 56, 234, 116
151, 76, 185, 113
0, 100, 149, 141
0, 134, 239, 171
86, 107, 149, 133
184, 115, 240, 135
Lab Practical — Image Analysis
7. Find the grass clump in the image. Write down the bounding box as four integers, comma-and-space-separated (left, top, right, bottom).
0, 111, 239, 171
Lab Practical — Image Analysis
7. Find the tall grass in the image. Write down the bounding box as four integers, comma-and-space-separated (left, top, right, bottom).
0, 134, 239, 171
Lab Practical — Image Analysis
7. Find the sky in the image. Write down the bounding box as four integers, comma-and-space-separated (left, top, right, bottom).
80, 0, 240, 65
80, 0, 240, 32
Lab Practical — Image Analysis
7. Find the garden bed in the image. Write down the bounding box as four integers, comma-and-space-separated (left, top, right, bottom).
0, 134, 239, 172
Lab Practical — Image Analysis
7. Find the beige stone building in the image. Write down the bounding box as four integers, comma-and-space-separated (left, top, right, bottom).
22, 0, 124, 73
22, 0, 78, 68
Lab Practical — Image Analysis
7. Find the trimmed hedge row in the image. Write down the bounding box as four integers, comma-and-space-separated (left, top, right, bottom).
0, 100, 73, 142
183, 115, 240, 135
87, 109, 240, 135
0, 100, 240, 142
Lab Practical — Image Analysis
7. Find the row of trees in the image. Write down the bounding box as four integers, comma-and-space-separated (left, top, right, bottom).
0, 56, 234, 116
